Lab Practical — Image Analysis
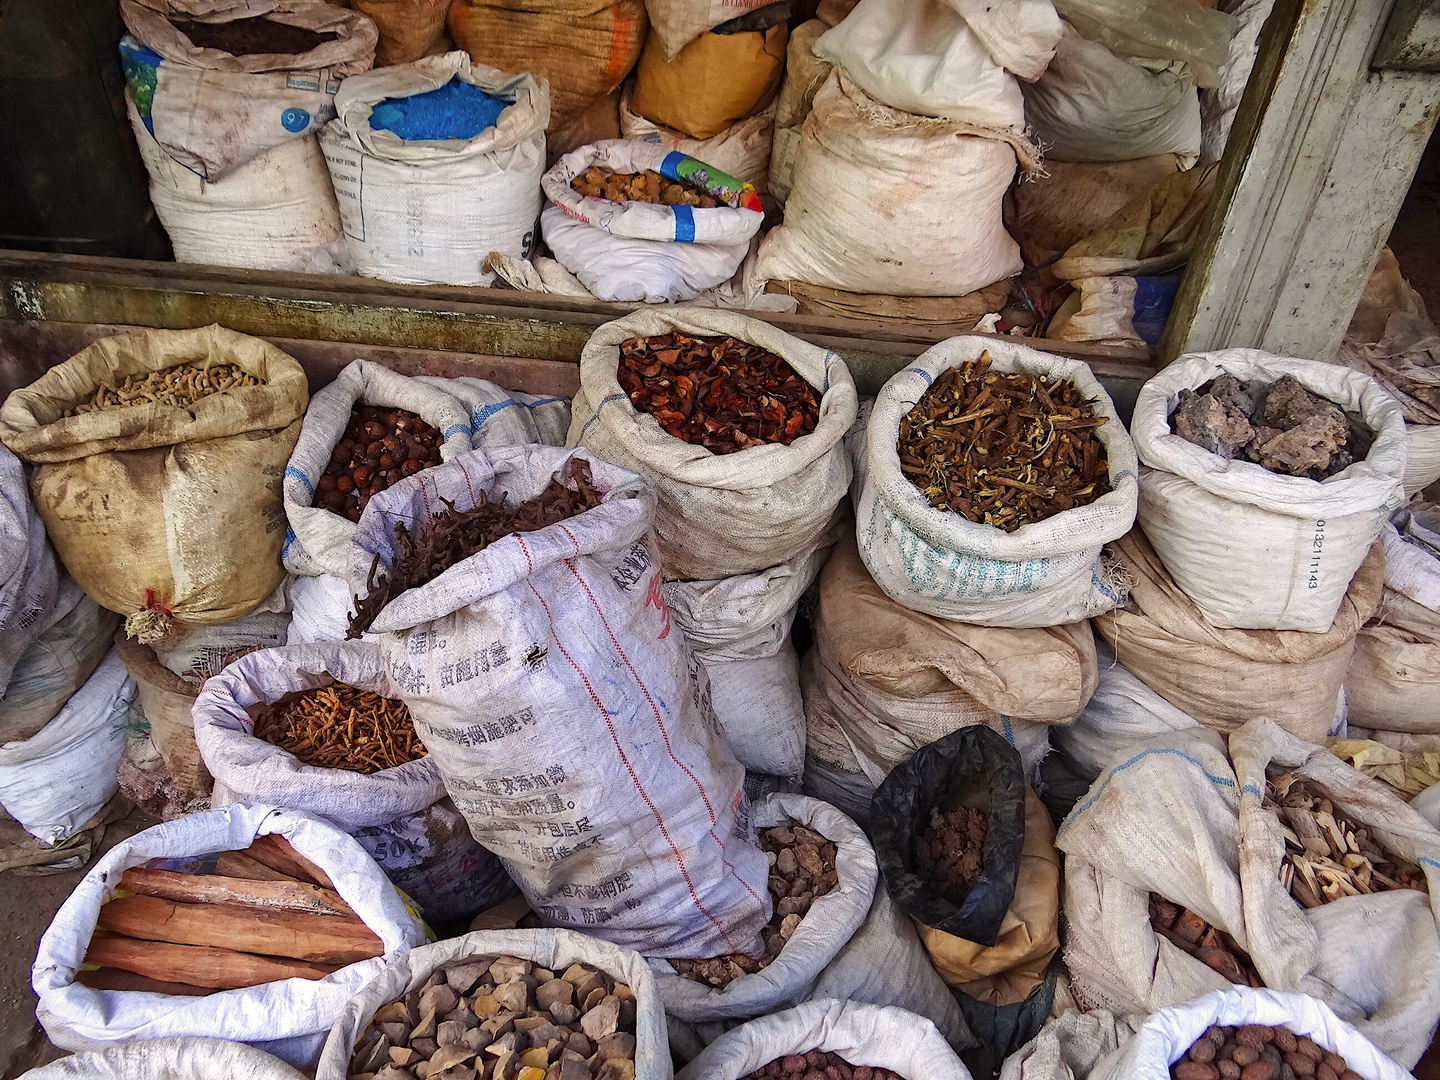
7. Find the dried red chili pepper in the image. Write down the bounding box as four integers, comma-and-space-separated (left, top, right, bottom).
618, 333, 819, 455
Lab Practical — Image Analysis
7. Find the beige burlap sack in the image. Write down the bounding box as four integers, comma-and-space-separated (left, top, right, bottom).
111, 633, 213, 804
1096, 529, 1384, 743
0, 326, 308, 643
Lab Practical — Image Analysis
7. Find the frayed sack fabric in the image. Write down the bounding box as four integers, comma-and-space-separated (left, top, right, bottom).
282, 358, 472, 580
318, 928, 672, 1080
769, 19, 830, 203
118, 0, 377, 180
621, 87, 777, 193
1057, 728, 1252, 1018
1021, 26, 1201, 166
1050, 639, 1201, 780
1344, 510, 1440, 733
1228, 719, 1440, 1068
1050, 0, 1235, 89
649, 796, 875, 1035
193, 642, 446, 830
998, 1008, 1145, 1080
417, 376, 571, 449
352, 445, 771, 957
1131, 350, 1409, 632
21, 1039, 307, 1080
0, 443, 61, 692
756, 73, 1030, 297
675, 998, 974, 1080
1091, 988, 1413, 1080
0, 651, 134, 845
320, 53, 548, 286
0, 583, 118, 746
112, 634, 213, 805
661, 527, 838, 780
34, 805, 428, 1066
447, 0, 645, 132
858, 336, 1139, 626
541, 141, 765, 303
1096, 529, 1383, 744
126, 96, 347, 272
0, 326, 309, 645
643, 0, 776, 59
569, 308, 856, 579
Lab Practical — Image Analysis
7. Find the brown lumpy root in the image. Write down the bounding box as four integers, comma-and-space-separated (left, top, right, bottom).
915, 806, 987, 904
66, 362, 261, 415
897, 352, 1112, 532
571, 168, 719, 208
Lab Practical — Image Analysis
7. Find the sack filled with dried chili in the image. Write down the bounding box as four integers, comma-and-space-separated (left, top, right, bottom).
348, 443, 773, 957
858, 335, 1138, 627
570, 308, 857, 579
192, 641, 510, 921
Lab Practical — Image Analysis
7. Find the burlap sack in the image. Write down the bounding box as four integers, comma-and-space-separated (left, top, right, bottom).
630, 23, 786, 140
351, 0, 452, 65
1096, 528, 1384, 743
448, 0, 646, 131
0, 326, 308, 643
111, 633, 213, 804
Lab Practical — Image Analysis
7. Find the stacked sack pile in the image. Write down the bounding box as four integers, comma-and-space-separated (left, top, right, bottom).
7, 310, 1440, 1080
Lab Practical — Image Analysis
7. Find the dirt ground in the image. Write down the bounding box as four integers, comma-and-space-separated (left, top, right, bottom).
0, 809, 154, 1080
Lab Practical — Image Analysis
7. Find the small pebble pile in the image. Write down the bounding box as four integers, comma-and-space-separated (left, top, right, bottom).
671, 825, 838, 988
742, 1050, 903, 1080
1171, 1025, 1363, 1080
915, 806, 987, 904
1171, 374, 1372, 479
66, 363, 261, 415
348, 955, 638, 1080
370, 79, 510, 142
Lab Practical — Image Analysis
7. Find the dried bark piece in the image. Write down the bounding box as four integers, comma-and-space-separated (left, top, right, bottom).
1174, 388, 1254, 459
570, 168, 723, 208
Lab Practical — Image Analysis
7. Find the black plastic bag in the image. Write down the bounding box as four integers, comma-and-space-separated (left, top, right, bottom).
868, 725, 1026, 948
956, 955, 1065, 1080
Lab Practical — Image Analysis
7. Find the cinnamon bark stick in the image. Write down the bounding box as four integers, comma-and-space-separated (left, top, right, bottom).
214, 850, 297, 883
244, 834, 335, 889
84, 936, 338, 989
120, 868, 353, 918
97, 895, 382, 964
74, 966, 216, 996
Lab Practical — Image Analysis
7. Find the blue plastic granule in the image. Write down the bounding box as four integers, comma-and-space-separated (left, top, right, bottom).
369, 78, 510, 141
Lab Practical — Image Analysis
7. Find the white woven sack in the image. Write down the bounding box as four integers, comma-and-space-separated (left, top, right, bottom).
1056, 728, 1248, 1017
1228, 719, 1440, 1067
0, 651, 133, 844
541, 205, 751, 303
286, 572, 361, 644
193, 642, 446, 829
1091, 988, 1413, 1080
0, 443, 61, 692
769, 20, 831, 203
570, 308, 857, 579
544, 139, 764, 246
621, 87, 776, 193
130, 101, 346, 272
1050, 639, 1200, 779
858, 336, 1139, 626
675, 998, 974, 1080
756, 73, 1027, 297
321, 53, 548, 286
0, 582, 117, 745
648, 794, 876, 1023
1403, 423, 1440, 494
696, 647, 805, 779
118, 1, 377, 180
18, 1038, 306, 1080
352, 445, 771, 957
1021, 26, 1201, 166
999, 1008, 1145, 1080
812, 0, 1028, 132
1199, 0, 1274, 163
318, 928, 672, 1080
416, 376, 571, 449
282, 358, 473, 580
644, 0, 775, 59
34, 805, 428, 1066
1132, 350, 1409, 631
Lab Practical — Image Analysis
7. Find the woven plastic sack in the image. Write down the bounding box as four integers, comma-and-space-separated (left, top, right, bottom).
317, 929, 672, 1080
621, 86, 777, 193
351, 444, 771, 957
282, 358, 472, 580
320, 53, 548, 286
416, 376, 571, 448
768, 19, 830, 202
0, 443, 61, 693
569, 308, 856, 579
34, 805, 428, 1066
18, 1038, 306, 1080
858, 335, 1138, 626
1131, 350, 1409, 631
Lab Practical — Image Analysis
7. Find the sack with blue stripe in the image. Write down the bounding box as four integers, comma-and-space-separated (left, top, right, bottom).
540, 140, 765, 302
857, 336, 1139, 628
282, 359, 472, 588
418, 375, 571, 450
